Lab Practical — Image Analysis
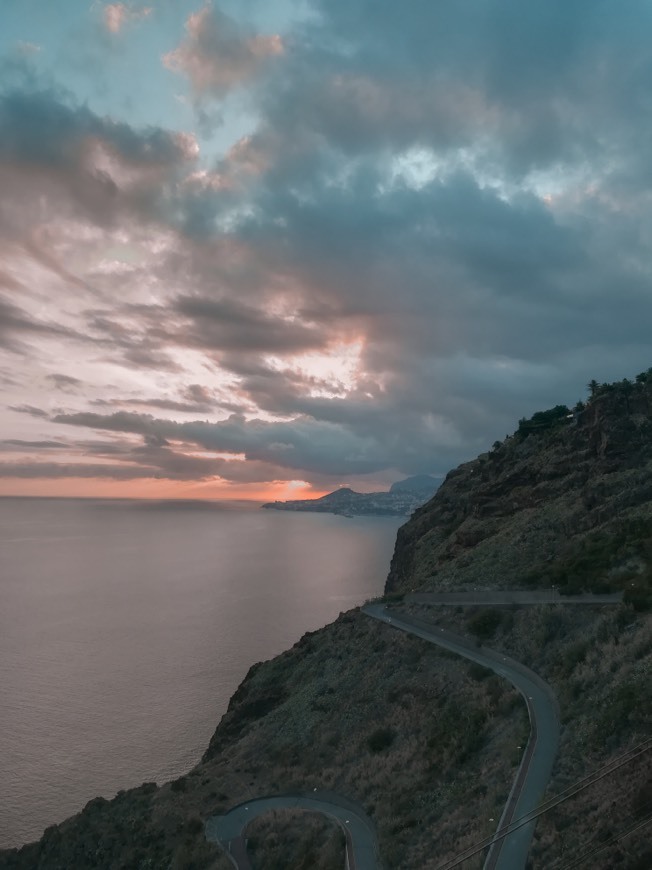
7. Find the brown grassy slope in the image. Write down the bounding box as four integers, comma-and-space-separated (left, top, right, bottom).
194, 610, 527, 869
399, 600, 652, 869
246, 810, 344, 870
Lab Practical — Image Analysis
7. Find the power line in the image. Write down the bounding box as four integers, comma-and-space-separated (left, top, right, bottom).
435, 739, 652, 870
557, 809, 652, 870
551, 795, 652, 869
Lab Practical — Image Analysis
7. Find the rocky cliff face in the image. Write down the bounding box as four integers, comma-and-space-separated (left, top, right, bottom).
387, 380, 652, 598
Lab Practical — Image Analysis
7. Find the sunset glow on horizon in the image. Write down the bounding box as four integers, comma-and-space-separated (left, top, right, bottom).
0, 477, 329, 503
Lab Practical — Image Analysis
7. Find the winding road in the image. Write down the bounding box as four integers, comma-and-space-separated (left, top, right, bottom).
207, 591, 623, 868
205, 605, 560, 870
205, 791, 378, 869
362, 604, 560, 870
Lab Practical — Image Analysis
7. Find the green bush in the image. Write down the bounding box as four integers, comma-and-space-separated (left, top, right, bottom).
516, 405, 570, 439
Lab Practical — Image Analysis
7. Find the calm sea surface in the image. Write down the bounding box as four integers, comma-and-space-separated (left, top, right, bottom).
0, 497, 402, 849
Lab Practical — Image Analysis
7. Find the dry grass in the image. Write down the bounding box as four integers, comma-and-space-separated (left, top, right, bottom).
245, 810, 344, 870
401, 601, 652, 869
161, 609, 527, 870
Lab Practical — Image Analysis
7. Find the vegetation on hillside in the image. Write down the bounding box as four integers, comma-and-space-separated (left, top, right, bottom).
401, 600, 652, 869
246, 811, 344, 870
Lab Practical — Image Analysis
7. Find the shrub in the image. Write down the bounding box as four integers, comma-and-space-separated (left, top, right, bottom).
468, 662, 492, 681
623, 583, 652, 612
467, 608, 503, 640
366, 727, 396, 753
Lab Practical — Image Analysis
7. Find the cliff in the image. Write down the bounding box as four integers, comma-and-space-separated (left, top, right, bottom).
388, 380, 652, 603
2, 374, 651, 870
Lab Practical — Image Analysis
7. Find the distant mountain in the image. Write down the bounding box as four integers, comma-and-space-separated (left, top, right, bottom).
262, 477, 440, 517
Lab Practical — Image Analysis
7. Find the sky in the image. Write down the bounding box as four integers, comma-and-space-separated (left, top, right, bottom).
1, 0, 652, 501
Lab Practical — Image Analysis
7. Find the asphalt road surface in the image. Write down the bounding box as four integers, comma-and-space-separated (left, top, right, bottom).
406, 590, 622, 606
205, 791, 379, 870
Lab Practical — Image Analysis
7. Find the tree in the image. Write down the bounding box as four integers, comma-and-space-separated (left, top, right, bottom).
620, 378, 634, 413
587, 379, 600, 398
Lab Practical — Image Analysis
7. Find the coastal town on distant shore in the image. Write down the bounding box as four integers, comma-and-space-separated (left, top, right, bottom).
262, 475, 440, 517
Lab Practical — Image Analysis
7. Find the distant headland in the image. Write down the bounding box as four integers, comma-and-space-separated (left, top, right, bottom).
262, 474, 440, 516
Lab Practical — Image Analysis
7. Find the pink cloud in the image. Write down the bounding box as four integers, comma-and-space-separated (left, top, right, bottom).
163, 4, 283, 97
102, 3, 152, 35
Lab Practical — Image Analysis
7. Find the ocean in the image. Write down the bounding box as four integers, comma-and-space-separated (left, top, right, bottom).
0, 497, 402, 849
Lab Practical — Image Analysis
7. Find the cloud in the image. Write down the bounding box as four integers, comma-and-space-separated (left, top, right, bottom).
8, 405, 51, 418
163, 4, 283, 98
0, 88, 191, 172
0, 85, 200, 247
90, 384, 220, 415
51, 409, 447, 477
173, 295, 326, 354
0, 436, 295, 483
0, 439, 68, 451
0, 296, 79, 352
102, 3, 152, 35
16, 42, 41, 56
46, 374, 83, 392
0, 461, 157, 479
5, 1, 652, 493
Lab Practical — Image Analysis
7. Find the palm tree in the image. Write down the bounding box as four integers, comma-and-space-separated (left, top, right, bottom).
587, 379, 600, 399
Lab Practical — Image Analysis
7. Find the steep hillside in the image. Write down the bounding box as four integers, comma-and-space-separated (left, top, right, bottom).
2, 373, 651, 870
388, 375, 652, 606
